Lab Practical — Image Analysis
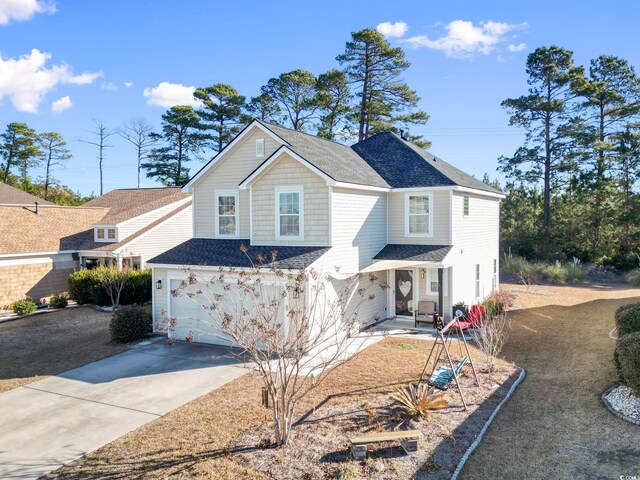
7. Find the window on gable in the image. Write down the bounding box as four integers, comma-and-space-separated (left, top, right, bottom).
463, 195, 470, 216
407, 194, 431, 235
216, 191, 238, 237
277, 188, 303, 240
256, 138, 265, 157
97, 228, 105, 239
107, 228, 116, 240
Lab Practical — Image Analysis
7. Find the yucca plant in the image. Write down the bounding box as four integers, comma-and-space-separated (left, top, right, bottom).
390, 383, 448, 421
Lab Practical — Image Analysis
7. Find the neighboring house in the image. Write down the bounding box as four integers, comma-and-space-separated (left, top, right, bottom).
148, 120, 504, 346
0, 186, 192, 307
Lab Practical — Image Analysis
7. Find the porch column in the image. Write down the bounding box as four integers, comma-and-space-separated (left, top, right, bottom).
438, 268, 444, 318
116, 256, 123, 270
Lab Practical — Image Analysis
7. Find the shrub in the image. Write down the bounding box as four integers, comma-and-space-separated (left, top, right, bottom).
482, 289, 514, 316
615, 303, 640, 336
12, 298, 37, 315
109, 305, 152, 343
50, 292, 69, 309
625, 268, 640, 286
615, 331, 640, 396
68, 267, 152, 306
390, 383, 448, 421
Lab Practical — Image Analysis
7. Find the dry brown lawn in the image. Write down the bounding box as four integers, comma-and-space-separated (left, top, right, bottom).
0, 307, 128, 393
460, 282, 640, 479
49, 336, 517, 479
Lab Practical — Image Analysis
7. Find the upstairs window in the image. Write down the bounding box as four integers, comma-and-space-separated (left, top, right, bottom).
256, 138, 265, 157
107, 228, 116, 240
276, 187, 303, 240
405, 193, 432, 236
463, 195, 470, 216
215, 191, 239, 238
96, 228, 105, 239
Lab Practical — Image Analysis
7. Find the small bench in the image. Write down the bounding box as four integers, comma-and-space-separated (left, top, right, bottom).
350, 429, 422, 460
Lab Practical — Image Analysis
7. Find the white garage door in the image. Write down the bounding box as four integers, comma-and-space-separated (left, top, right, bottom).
168, 278, 287, 346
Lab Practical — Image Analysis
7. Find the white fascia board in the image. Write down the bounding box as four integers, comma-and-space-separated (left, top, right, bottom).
183, 121, 287, 192
391, 185, 505, 199
0, 250, 77, 259
239, 146, 334, 189
146, 262, 302, 274
332, 181, 390, 192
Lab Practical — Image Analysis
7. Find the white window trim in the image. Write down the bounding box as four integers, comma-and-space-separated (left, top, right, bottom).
256, 138, 265, 157
404, 192, 434, 238
214, 190, 240, 239
275, 185, 304, 241
94, 225, 118, 242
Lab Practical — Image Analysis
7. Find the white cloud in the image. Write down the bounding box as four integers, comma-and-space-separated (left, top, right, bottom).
376, 21, 408, 38
0, 48, 102, 112
123, 81, 133, 88
0, 0, 56, 25
143, 81, 201, 108
405, 20, 528, 59
51, 95, 71, 113
507, 43, 527, 52
101, 81, 118, 91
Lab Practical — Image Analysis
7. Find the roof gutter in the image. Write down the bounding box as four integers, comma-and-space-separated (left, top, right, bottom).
0, 250, 77, 259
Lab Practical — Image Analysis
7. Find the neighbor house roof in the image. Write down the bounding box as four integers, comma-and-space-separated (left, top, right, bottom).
373, 244, 453, 263
351, 132, 503, 194
83, 187, 191, 224
0, 205, 108, 254
148, 238, 330, 270
255, 121, 390, 188
76, 201, 193, 252
0, 183, 53, 206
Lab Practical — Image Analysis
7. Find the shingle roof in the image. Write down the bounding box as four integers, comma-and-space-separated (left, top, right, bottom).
373, 244, 453, 263
351, 132, 503, 193
83, 187, 191, 224
257, 121, 390, 188
0, 183, 52, 206
148, 238, 330, 270
75, 201, 193, 252
0, 205, 108, 254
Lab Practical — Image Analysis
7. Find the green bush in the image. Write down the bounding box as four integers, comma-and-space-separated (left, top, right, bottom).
625, 269, 640, 286
615, 331, 640, 396
615, 303, 640, 336
68, 267, 152, 306
12, 298, 37, 315
49, 292, 68, 309
109, 305, 152, 343
502, 253, 586, 285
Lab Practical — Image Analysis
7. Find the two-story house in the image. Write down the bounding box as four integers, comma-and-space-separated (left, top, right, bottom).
148, 120, 504, 345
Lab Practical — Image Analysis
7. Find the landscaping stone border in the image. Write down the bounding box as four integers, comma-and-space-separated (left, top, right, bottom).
451, 367, 526, 480
601, 383, 640, 426
0, 304, 81, 324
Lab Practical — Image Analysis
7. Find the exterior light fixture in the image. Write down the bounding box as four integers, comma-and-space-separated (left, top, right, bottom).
420, 269, 426, 279
156, 279, 163, 290
292, 287, 301, 299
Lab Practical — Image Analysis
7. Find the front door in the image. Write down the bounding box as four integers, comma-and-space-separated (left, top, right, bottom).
395, 269, 414, 317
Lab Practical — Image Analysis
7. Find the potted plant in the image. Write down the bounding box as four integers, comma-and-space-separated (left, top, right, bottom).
453, 301, 469, 320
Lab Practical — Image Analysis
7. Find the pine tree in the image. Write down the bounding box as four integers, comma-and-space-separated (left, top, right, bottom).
260, 70, 319, 131
316, 69, 351, 140
0, 123, 41, 184
38, 132, 72, 200
194, 84, 248, 152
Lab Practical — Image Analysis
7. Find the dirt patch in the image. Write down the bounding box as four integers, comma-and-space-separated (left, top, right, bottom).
232, 363, 519, 480
0, 306, 128, 393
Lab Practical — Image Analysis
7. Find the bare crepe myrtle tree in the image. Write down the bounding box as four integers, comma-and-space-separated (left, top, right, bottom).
470, 290, 513, 373
157, 249, 388, 446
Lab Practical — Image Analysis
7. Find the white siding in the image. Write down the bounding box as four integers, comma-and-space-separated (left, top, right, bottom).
116, 199, 190, 241
121, 206, 192, 267
447, 191, 500, 305
387, 190, 451, 245
251, 154, 330, 246
193, 128, 282, 239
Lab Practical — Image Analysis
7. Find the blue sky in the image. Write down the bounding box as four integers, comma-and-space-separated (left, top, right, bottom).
1, 0, 638, 196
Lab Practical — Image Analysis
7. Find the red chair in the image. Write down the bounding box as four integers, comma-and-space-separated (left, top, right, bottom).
452, 304, 485, 330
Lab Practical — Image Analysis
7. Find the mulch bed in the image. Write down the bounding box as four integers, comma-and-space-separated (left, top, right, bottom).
232, 363, 520, 479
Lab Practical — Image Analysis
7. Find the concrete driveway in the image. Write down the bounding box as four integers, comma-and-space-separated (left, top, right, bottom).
0, 339, 247, 480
